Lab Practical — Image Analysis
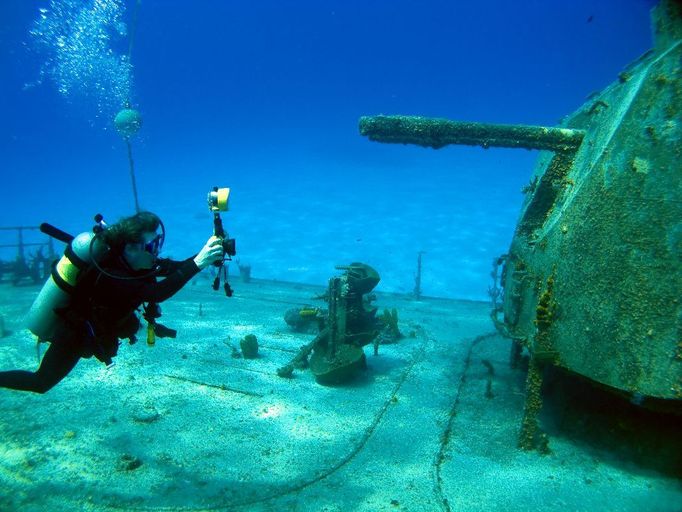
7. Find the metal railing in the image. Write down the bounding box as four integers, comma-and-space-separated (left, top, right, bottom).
0, 226, 56, 285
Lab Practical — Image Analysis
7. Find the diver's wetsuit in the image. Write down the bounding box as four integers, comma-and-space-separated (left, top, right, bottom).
0, 254, 200, 394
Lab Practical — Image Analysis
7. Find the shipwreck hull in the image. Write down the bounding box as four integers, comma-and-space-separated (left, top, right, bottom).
359, 1, 681, 403
502, 3, 681, 400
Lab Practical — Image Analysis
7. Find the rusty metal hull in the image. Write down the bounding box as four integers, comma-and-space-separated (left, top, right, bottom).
502, 6, 682, 399
358, 2, 682, 403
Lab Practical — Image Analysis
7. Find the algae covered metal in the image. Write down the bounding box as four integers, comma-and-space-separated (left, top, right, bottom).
359, 0, 681, 418
278, 263, 381, 384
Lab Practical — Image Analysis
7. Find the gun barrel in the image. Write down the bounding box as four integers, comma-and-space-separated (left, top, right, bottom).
359, 115, 585, 152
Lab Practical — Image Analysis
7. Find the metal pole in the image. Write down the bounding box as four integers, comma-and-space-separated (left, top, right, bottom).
126, 139, 141, 213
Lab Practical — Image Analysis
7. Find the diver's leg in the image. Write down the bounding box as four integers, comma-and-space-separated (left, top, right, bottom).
0, 341, 81, 394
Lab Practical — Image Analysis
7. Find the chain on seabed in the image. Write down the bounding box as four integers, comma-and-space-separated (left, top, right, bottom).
27, 0, 133, 122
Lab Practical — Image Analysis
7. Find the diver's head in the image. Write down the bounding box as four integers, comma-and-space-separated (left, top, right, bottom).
102, 211, 165, 270
123, 230, 162, 270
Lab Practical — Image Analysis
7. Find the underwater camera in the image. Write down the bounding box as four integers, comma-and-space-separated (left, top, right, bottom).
207, 187, 236, 257
207, 187, 236, 297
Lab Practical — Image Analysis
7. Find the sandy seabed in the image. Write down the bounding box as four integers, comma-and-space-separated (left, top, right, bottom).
0, 277, 680, 512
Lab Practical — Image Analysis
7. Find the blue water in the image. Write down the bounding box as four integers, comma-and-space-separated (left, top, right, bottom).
0, 0, 656, 299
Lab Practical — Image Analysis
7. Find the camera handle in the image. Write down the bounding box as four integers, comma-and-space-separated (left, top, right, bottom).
211, 212, 233, 297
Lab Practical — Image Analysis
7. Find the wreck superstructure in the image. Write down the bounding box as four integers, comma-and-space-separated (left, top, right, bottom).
360, 0, 682, 446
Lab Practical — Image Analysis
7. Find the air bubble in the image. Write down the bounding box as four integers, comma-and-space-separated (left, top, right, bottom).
28, 0, 133, 123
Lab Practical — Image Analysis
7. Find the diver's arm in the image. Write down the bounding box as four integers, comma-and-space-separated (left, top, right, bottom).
155, 256, 197, 276
136, 236, 223, 302
136, 259, 201, 303
156, 236, 222, 275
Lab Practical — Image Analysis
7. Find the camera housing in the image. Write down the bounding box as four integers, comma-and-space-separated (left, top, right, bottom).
207, 186, 236, 297
207, 187, 230, 212
221, 237, 236, 257
207, 186, 236, 258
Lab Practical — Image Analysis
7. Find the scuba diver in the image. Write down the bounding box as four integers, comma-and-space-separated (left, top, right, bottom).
0, 211, 224, 394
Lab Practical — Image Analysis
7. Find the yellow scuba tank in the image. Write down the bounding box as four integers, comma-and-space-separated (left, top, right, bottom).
26, 231, 107, 341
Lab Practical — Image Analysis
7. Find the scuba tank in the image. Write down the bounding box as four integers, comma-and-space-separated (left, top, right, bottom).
26, 221, 108, 341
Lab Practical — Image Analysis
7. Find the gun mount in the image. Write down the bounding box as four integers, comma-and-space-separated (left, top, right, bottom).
277, 263, 381, 385
359, 1, 682, 446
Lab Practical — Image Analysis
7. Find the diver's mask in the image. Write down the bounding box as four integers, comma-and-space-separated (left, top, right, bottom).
124, 231, 164, 270
142, 234, 163, 256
